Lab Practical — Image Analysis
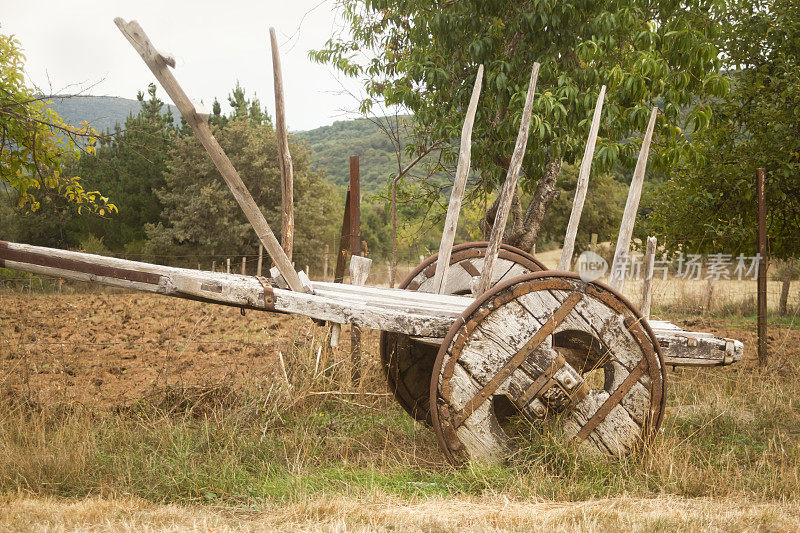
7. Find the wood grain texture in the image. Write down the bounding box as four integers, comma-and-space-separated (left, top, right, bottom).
433, 65, 484, 294
609, 107, 658, 292
269, 27, 295, 261
478, 63, 540, 295
558, 86, 606, 271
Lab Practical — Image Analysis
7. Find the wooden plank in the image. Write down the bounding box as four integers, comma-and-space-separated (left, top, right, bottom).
433, 65, 484, 294
640, 236, 657, 319
478, 63, 540, 294
269, 27, 295, 261
558, 86, 606, 271
114, 18, 307, 293
609, 107, 658, 291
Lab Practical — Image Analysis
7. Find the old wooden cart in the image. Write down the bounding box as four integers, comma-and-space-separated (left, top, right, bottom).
0, 19, 743, 465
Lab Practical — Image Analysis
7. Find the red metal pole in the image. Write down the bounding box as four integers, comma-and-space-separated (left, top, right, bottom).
349, 156, 361, 257
756, 167, 768, 368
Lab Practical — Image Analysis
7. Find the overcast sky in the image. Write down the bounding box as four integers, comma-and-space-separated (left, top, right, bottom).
2, 0, 369, 131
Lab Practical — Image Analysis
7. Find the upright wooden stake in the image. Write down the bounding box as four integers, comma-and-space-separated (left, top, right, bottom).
478, 63, 540, 295
348, 255, 371, 385
349, 156, 361, 257
257, 245, 263, 277
323, 244, 329, 282
757, 167, 768, 368
115, 19, 307, 293
640, 236, 657, 319
226, 258, 231, 274
779, 257, 794, 316
212, 260, 216, 273
558, 86, 606, 271
241, 256, 246, 275
432, 65, 484, 294
609, 107, 659, 292
270, 27, 294, 261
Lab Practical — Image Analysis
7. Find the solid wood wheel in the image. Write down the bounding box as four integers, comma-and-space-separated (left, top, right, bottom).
380, 243, 546, 424
430, 272, 666, 465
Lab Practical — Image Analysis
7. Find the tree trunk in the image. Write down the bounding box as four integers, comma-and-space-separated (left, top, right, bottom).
779, 257, 794, 316
507, 157, 562, 252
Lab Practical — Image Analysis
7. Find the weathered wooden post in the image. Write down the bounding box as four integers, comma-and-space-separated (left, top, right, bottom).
257, 245, 263, 277
270, 27, 294, 261
780, 257, 794, 316
323, 244, 329, 282
211, 260, 216, 273
241, 256, 246, 275
558, 86, 606, 271
349, 255, 371, 385
640, 236, 657, 319
226, 258, 231, 274
432, 65, 483, 294
348, 155, 363, 378
478, 63, 540, 294
757, 167, 768, 367
609, 107, 658, 292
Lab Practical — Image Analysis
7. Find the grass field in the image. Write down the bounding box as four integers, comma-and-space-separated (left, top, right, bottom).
1, 285, 799, 531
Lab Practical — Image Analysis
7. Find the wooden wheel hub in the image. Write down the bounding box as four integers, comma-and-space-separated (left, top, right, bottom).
430, 272, 666, 464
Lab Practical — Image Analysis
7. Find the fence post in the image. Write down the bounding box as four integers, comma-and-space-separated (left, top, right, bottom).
226, 258, 231, 274
780, 257, 794, 316
257, 245, 263, 277
640, 236, 656, 319
756, 167, 768, 368
241, 256, 246, 275
212, 260, 216, 272
323, 244, 329, 282
349, 255, 371, 386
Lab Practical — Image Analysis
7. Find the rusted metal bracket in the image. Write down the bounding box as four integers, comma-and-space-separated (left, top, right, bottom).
255, 276, 275, 310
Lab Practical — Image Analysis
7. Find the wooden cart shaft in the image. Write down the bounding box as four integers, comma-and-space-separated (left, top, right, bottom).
0, 240, 742, 367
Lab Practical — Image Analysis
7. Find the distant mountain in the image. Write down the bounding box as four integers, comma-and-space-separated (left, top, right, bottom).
49, 95, 179, 134
48, 96, 438, 193
295, 117, 446, 193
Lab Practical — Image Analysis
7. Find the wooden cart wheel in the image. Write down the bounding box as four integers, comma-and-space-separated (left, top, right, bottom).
430, 272, 666, 464
380, 242, 546, 425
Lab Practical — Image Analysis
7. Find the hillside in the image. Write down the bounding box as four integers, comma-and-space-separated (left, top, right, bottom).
47, 96, 436, 193
295, 118, 407, 191
49, 95, 179, 134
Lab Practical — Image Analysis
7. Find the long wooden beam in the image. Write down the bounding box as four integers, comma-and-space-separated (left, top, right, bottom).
608, 107, 658, 291
558, 85, 606, 271
0, 240, 744, 366
432, 64, 484, 294
477, 63, 540, 294
114, 18, 308, 293
269, 27, 295, 261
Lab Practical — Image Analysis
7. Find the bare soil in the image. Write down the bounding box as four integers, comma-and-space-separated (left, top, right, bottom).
0, 293, 325, 407
2, 292, 795, 408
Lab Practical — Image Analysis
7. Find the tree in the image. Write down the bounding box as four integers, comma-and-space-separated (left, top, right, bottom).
644, 1, 800, 261
0, 27, 114, 215
70, 84, 176, 250
312, 0, 729, 251
146, 87, 339, 270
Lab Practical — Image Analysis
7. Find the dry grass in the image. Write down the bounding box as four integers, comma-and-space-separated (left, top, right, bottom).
2, 493, 799, 532
2, 288, 800, 530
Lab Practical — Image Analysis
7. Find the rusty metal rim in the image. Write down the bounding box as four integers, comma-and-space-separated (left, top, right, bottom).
429, 270, 666, 465
379, 242, 546, 424
401, 242, 545, 289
